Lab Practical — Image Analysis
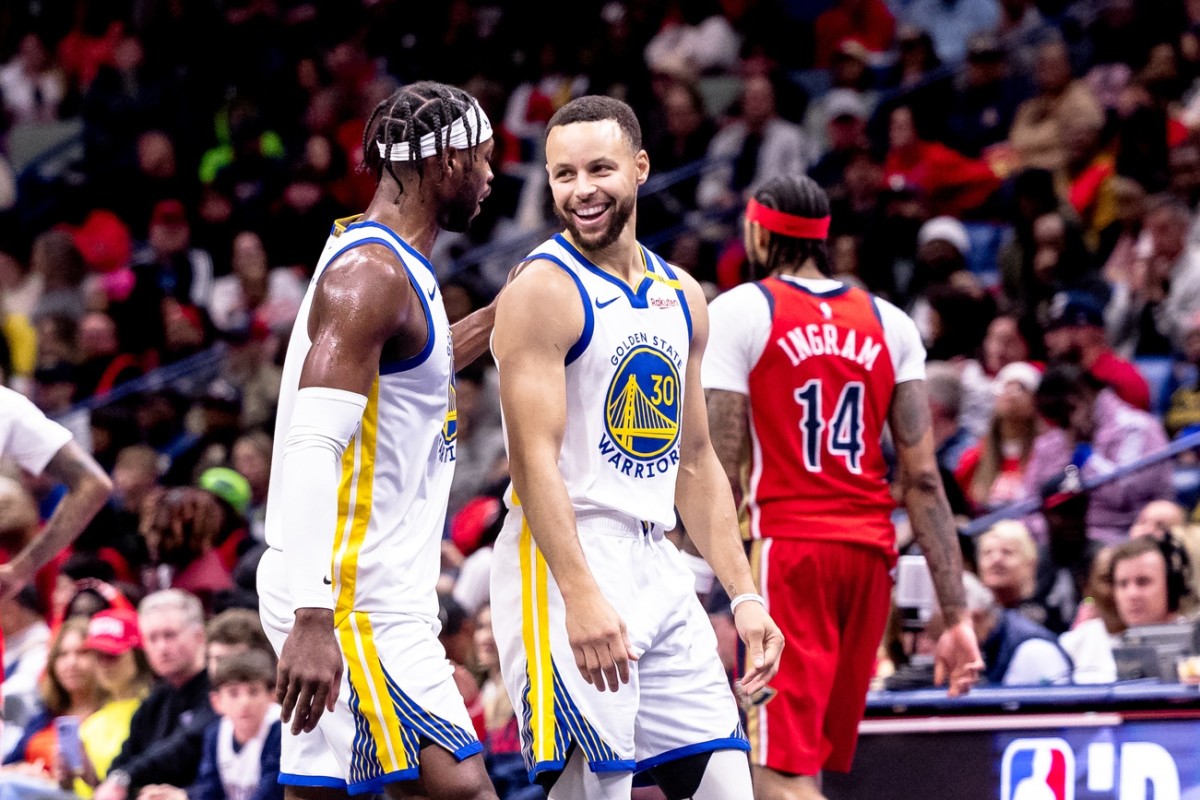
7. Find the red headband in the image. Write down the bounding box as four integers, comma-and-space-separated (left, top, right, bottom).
746, 198, 830, 240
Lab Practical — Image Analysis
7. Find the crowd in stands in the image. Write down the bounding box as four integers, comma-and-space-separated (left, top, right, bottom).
8, 0, 1200, 797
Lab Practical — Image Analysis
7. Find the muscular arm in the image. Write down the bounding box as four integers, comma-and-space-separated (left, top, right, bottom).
275, 246, 417, 733
675, 278, 757, 601
494, 261, 637, 691
451, 303, 496, 369
4, 440, 111, 593
888, 379, 967, 624
492, 262, 594, 600
704, 388, 749, 505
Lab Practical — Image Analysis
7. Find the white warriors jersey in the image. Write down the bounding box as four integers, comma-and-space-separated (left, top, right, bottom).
502, 234, 692, 530
265, 217, 457, 620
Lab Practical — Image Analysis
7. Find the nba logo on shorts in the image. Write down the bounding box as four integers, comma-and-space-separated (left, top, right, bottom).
1001, 738, 1074, 800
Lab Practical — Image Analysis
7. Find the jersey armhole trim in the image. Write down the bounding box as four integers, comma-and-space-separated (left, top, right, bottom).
868, 294, 883, 325
753, 281, 775, 322
654, 255, 693, 340
532, 253, 594, 365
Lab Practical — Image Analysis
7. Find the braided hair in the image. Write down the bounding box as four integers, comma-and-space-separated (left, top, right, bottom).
750, 175, 831, 276
361, 81, 487, 193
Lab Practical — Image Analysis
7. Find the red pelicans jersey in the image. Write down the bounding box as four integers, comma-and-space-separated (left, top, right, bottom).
702, 275, 926, 558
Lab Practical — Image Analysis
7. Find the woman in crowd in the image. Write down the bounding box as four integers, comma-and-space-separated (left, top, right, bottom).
59, 608, 153, 797
956, 362, 1041, 512
2, 618, 100, 771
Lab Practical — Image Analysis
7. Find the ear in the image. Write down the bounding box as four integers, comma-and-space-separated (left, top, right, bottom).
746, 218, 770, 260
635, 149, 650, 186
210, 690, 224, 716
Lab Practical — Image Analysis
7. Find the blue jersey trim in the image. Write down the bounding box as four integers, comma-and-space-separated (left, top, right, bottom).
528, 758, 567, 783
869, 294, 883, 324
554, 233, 652, 309
279, 774, 347, 789
531, 253, 594, 366
345, 219, 438, 279
754, 281, 776, 321
651, 253, 693, 341
634, 736, 751, 773
347, 767, 421, 795
322, 235, 436, 374
775, 274, 851, 299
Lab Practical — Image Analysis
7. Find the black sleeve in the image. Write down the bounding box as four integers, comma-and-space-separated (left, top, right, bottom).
122, 706, 217, 789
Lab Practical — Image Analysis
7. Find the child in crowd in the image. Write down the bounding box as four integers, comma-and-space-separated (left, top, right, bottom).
139, 649, 281, 800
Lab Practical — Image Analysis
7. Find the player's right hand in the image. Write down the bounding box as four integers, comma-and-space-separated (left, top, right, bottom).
277, 608, 343, 735
564, 592, 638, 692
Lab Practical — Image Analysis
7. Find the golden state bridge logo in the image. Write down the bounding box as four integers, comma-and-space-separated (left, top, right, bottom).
439, 382, 457, 463
602, 345, 681, 467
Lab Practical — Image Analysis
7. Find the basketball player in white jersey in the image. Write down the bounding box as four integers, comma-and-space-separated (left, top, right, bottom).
257, 82, 499, 800
490, 96, 785, 800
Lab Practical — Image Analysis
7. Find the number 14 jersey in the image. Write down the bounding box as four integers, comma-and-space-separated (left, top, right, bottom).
702, 275, 926, 556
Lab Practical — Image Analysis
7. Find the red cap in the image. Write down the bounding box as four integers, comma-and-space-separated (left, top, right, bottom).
151, 199, 188, 228
84, 608, 142, 655
451, 495, 501, 557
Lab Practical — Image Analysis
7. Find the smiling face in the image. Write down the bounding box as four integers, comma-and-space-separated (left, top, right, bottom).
546, 119, 648, 252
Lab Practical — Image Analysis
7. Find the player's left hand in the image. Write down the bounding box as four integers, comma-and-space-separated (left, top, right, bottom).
733, 601, 784, 696
934, 618, 984, 697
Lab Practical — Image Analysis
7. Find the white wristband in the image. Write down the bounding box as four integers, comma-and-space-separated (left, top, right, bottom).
729, 592, 765, 614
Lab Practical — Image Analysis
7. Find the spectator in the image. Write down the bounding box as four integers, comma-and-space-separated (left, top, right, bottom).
696, 73, 816, 213
944, 33, 1023, 160
957, 361, 1040, 512
1108, 195, 1200, 356
1031, 479, 1104, 635
1, 585, 52, 745
975, 520, 1068, 633
139, 650, 282, 800
30, 230, 89, 323
807, 89, 871, 189
207, 232, 304, 338
1128, 500, 1187, 540
883, 106, 1001, 218
65, 608, 153, 795
900, 0, 1001, 64
1045, 291, 1150, 411
1025, 362, 1171, 544
447, 364, 507, 519
1065, 535, 1193, 683
449, 493, 505, 619
74, 312, 141, 399
643, 0, 741, 78
204, 608, 272, 676
2, 618, 100, 773
1009, 38, 1105, 173
1166, 313, 1200, 437
957, 571, 1072, 686
230, 433, 271, 543
958, 315, 1038, 439
925, 361, 972, 475
0, 32, 65, 125
473, 604, 540, 800
641, 79, 715, 233
97, 590, 215, 799
813, 0, 895, 67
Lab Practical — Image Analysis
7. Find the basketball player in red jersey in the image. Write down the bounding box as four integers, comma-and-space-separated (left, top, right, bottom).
701, 175, 983, 800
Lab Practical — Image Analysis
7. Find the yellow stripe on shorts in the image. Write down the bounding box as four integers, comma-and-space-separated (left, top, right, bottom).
745, 538, 765, 759
327, 380, 407, 774
520, 518, 556, 763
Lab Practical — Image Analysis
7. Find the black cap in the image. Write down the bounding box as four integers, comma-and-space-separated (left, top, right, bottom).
1046, 291, 1105, 330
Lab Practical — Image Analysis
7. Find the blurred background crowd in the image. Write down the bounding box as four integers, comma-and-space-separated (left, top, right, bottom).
7, 0, 1200, 797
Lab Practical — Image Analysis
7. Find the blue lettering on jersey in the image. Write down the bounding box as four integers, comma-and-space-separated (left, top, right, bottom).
602, 343, 681, 463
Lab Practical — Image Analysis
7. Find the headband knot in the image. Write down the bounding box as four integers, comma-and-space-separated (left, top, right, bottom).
746, 198, 830, 240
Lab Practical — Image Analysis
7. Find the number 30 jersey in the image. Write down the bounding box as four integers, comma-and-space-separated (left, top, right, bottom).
702, 275, 926, 556
501, 234, 692, 530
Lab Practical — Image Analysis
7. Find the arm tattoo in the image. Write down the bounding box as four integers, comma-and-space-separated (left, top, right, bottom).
889, 381, 968, 617
14, 442, 110, 578
705, 389, 749, 499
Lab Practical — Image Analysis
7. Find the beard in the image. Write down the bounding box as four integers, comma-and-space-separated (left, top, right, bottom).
555, 193, 635, 251
439, 180, 483, 233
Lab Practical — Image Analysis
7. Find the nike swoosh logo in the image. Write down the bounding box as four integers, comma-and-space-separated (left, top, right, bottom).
322, 576, 333, 585
427, 285, 437, 301
596, 296, 619, 309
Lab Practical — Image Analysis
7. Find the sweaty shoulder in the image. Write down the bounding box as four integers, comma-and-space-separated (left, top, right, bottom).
870, 294, 926, 385
310, 243, 414, 341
